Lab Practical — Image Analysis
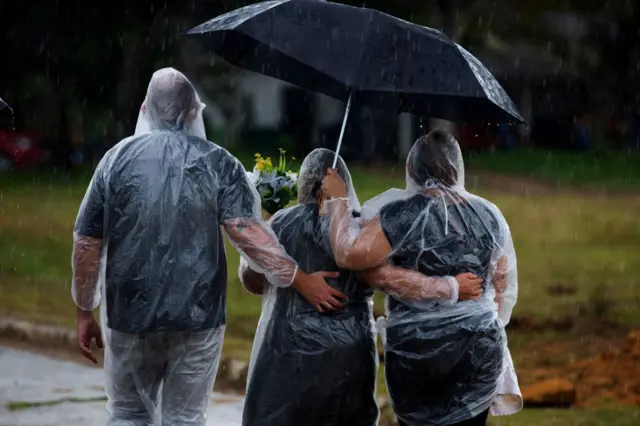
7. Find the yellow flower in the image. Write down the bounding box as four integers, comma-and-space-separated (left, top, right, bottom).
255, 152, 274, 173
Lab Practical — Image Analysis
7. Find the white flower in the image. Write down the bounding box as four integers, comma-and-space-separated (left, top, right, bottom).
246, 169, 259, 184
270, 176, 288, 191
285, 172, 298, 189
249, 161, 297, 213
260, 169, 277, 182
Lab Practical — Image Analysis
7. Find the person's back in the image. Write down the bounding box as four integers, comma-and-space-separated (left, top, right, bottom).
73, 68, 260, 426
383, 192, 503, 323
269, 203, 372, 315
371, 130, 515, 426
73, 69, 351, 426
242, 149, 378, 426
101, 132, 240, 332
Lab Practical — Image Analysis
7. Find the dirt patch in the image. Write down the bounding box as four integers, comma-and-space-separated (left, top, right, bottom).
518, 330, 640, 408
570, 330, 640, 407
522, 378, 576, 407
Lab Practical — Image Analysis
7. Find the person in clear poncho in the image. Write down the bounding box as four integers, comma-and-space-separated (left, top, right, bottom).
237, 148, 485, 426
321, 129, 519, 426
71, 68, 348, 426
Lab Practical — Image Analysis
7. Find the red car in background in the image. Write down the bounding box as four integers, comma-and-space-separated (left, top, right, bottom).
0, 128, 46, 171
0, 100, 47, 171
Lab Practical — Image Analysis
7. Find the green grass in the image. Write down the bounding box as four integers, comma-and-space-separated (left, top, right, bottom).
465, 149, 640, 190
489, 406, 640, 426
377, 399, 640, 425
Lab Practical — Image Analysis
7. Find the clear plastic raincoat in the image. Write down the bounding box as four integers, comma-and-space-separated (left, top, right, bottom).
239, 148, 468, 426
71, 68, 299, 425
322, 130, 518, 425
238, 149, 379, 426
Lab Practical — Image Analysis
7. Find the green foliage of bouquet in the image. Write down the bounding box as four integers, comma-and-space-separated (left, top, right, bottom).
247, 149, 298, 215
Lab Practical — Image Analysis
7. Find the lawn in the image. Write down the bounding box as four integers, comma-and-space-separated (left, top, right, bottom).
489, 407, 640, 426
465, 149, 640, 190
0, 152, 639, 425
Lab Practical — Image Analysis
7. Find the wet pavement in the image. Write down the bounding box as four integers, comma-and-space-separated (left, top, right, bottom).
0, 346, 244, 425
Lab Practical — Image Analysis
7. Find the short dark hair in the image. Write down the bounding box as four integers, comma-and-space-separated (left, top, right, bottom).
407, 129, 459, 187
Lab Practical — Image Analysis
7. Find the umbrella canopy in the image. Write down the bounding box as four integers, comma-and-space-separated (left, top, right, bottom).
187, 0, 523, 124
0, 97, 9, 111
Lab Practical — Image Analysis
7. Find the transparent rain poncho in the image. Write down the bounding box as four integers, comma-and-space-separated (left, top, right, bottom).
71, 68, 300, 425
322, 130, 519, 425
238, 148, 472, 426
238, 148, 379, 426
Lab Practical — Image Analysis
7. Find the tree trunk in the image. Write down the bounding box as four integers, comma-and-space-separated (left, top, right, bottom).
110, 30, 149, 144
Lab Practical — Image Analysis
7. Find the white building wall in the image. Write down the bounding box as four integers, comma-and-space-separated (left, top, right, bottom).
315, 94, 344, 127
237, 72, 285, 128
237, 72, 345, 130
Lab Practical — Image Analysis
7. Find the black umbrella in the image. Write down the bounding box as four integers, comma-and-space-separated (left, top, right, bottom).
0, 97, 9, 111
188, 0, 523, 164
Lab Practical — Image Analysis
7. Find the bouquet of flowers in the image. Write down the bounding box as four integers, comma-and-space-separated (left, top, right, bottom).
246, 149, 298, 215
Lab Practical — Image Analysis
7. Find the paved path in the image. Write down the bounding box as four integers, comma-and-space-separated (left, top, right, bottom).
0, 346, 244, 425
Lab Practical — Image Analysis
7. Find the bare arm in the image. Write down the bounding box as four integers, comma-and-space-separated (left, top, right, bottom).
236, 215, 279, 295
360, 264, 458, 302
321, 169, 393, 270
492, 256, 508, 310
72, 236, 103, 311
324, 198, 392, 270
223, 217, 298, 287
360, 264, 483, 303
219, 158, 347, 311
72, 160, 108, 312
224, 218, 347, 312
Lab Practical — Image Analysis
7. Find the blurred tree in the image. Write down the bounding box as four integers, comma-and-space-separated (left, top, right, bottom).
3, 0, 637, 164
1, 0, 246, 167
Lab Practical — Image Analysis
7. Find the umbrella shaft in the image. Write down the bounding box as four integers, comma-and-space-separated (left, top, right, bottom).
332, 91, 353, 168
